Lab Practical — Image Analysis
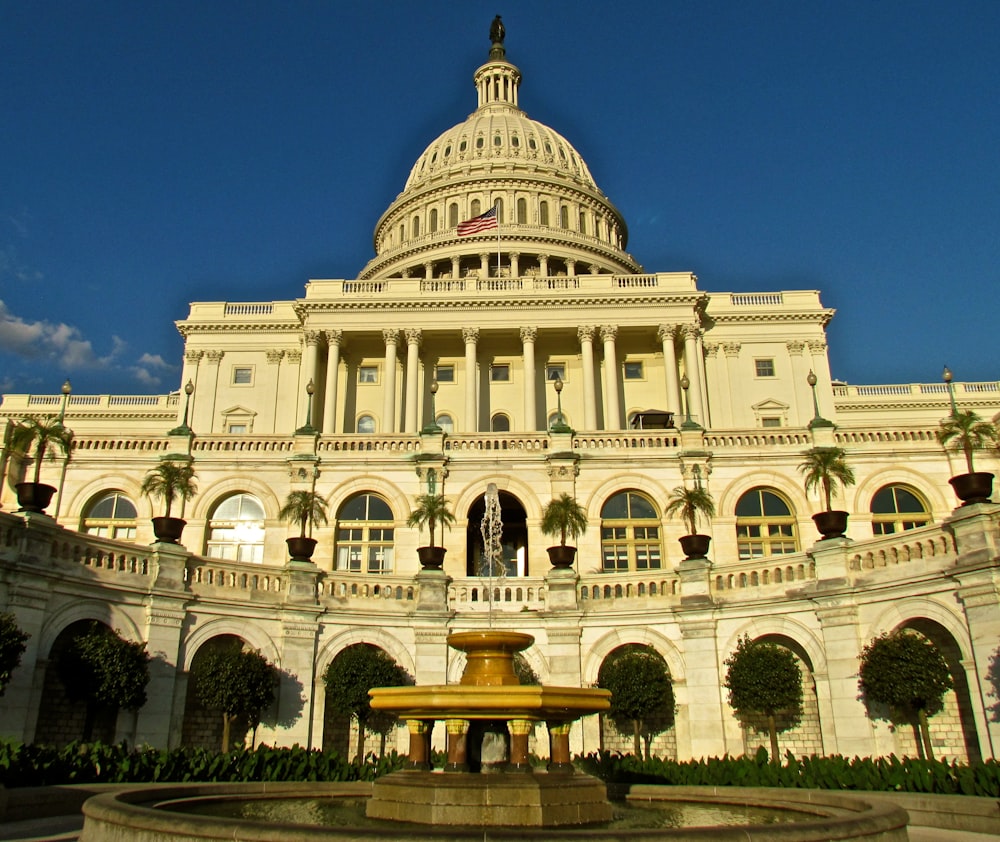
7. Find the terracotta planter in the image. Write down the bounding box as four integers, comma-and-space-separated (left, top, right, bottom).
678, 533, 711, 560
546, 545, 577, 568
812, 510, 848, 540
15, 482, 57, 514
417, 546, 447, 570
949, 472, 994, 506
151, 516, 186, 544
286, 536, 318, 561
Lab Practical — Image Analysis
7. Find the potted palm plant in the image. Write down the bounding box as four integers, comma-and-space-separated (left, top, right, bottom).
140, 459, 197, 543
798, 446, 855, 539
540, 493, 588, 567
10, 416, 74, 514
664, 484, 715, 559
936, 409, 998, 505
278, 489, 329, 562
407, 493, 455, 570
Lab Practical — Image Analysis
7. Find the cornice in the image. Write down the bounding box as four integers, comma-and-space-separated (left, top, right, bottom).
177, 321, 302, 336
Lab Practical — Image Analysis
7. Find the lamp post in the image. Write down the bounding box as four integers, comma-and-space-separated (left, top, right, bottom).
549, 376, 572, 433
679, 374, 701, 430
807, 370, 833, 429
169, 380, 196, 436
57, 379, 72, 425
943, 366, 958, 417
421, 380, 443, 434
296, 380, 317, 434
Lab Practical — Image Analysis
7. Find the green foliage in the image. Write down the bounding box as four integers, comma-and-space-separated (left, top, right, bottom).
540, 493, 588, 546
598, 645, 675, 758
406, 493, 455, 547
193, 643, 278, 752
723, 635, 803, 763
664, 485, 715, 535
798, 446, 856, 511
10, 416, 74, 484
278, 490, 329, 538
56, 623, 150, 740
140, 459, 197, 518
859, 630, 953, 761
936, 409, 999, 475
323, 644, 411, 761
0, 612, 29, 697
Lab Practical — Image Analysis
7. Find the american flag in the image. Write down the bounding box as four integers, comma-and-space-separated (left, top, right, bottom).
457, 205, 498, 236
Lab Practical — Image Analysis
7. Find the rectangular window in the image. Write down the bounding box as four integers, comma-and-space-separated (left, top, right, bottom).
546, 363, 566, 382
755, 358, 776, 378
623, 361, 644, 380
336, 528, 363, 571
761, 417, 782, 428
233, 366, 253, 385
435, 365, 455, 383
491, 364, 510, 382
228, 424, 247, 434
358, 365, 379, 384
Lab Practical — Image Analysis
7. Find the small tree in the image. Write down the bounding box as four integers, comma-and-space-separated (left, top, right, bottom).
10, 416, 73, 485
597, 645, 675, 758
724, 635, 803, 763
858, 630, 953, 761
140, 459, 197, 518
278, 489, 329, 538
323, 643, 410, 761
664, 485, 715, 535
936, 409, 999, 475
406, 493, 455, 548
798, 446, 855, 512
540, 493, 588, 546
56, 623, 150, 741
0, 612, 29, 697
193, 642, 278, 752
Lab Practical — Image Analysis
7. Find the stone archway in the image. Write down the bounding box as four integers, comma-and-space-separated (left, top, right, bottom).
180, 634, 248, 750
465, 490, 528, 577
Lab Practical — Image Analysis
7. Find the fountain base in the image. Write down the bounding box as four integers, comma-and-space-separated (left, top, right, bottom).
367, 769, 612, 826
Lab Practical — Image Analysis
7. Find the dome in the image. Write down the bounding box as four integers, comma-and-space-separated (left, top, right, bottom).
358, 26, 641, 281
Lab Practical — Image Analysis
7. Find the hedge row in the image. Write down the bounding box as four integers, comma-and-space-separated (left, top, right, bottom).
580, 748, 1000, 797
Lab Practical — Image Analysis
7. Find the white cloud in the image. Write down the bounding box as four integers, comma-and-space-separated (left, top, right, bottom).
0, 299, 119, 370
136, 352, 172, 369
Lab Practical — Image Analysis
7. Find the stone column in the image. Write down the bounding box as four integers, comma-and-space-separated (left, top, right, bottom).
284, 349, 302, 433
508, 720, 533, 773
723, 343, 742, 427
578, 326, 598, 430
538, 253, 549, 277
479, 252, 490, 278
423, 261, 433, 279
177, 349, 203, 426
406, 720, 434, 769
520, 326, 537, 431
807, 340, 835, 421
694, 327, 710, 427
445, 719, 470, 772
404, 328, 422, 433
703, 342, 729, 427
451, 255, 461, 278
600, 325, 621, 430
657, 324, 680, 415
566, 258, 577, 277
547, 722, 574, 773
510, 251, 520, 278
681, 326, 704, 427
463, 328, 479, 431
199, 350, 224, 434
786, 340, 809, 424
382, 329, 398, 433
323, 330, 342, 434
301, 331, 322, 428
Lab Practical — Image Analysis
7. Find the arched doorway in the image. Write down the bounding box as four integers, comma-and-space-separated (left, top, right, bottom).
181, 634, 248, 750
465, 491, 528, 576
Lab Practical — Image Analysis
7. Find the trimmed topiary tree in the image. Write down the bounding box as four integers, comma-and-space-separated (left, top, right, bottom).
724, 634, 803, 763
597, 644, 675, 759
858, 629, 953, 761
0, 612, 29, 697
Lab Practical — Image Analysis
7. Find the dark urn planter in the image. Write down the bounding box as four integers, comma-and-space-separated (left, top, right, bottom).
812, 510, 849, 540
678, 533, 711, 560
949, 472, 994, 506
151, 516, 187, 544
15, 482, 57, 514
286, 536, 318, 562
417, 546, 447, 570
546, 545, 577, 568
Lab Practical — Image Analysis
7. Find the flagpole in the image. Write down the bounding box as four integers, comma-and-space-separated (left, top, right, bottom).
495, 201, 501, 277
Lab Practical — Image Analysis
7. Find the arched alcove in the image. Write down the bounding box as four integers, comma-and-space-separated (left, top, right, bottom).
465, 490, 528, 576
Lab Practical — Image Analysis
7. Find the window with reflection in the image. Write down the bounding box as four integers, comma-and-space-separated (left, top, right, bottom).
357, 414, 376, 434
491, 413, 511, 432
600, 490, 662, 571
82, 491, 137, 540
870, 485, 930, 535
335, 493, 395, 574
436, 414, 454, 434
206, 493, 265, 563
735, 487, 798, 560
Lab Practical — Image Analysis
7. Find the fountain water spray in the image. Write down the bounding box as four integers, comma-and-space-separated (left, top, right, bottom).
480, 482, 506, 625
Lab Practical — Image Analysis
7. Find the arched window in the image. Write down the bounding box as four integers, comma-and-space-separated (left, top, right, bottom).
335, 493, 394, 573
436, 414, 454, 434
429, 208, 438, 233
495, 198, 504, 223
470, 199, 481, 218
357, 414, 375, 434
206, 493, 265, 563
412, 215, 420, 237
579, 210, 587, 234
600, 490, 662, 571
559, 205, 569, 229
448, 203, 459, 228
871, 485, 931, 534
735, 487, 798, 560
516, 197, 527, 224
82, 491, 137, 539
491, 413, 510, 432
539, 201, 549, 226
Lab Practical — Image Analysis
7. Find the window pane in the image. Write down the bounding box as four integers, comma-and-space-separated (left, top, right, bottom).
627, 492, 657, 519
761, 491, 791, 517
233, 367, 252, 384
491, 365, 510, 382
435, 365, 455, 382
624, 361, 643, 380
601, 493, 629, 519
357, 415, 375, 433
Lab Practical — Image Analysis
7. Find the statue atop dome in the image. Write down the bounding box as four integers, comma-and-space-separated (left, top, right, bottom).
490, 15, 505, 45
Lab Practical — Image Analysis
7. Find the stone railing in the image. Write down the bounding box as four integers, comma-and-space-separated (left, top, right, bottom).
0, 393, 179, 416
185, 556, 286, 596
318, 436, 422, 454
711, 553, 815, 593
573, 433, 680, 450
577, 570, 680, 604
321, 575, 418, 604
448, 578, 546, 611
444, 434, 549, 452
846, 524, 956, 571
191, 438, 295, 454
704, 431, 812, 448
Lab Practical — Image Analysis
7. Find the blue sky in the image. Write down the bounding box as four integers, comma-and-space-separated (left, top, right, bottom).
2, 1, 998, 397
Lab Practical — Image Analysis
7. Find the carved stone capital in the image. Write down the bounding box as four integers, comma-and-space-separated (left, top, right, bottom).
786, 340, 806, 355
599, 324, 618, 343
383, 328, 399, 346
286, 350, 302, 364
462, 327, 480, 344
184, 349, 205, 364
723, 342, 742, 357
325, 329, 343, 347
405, 328, 423, 346
303, 330, 322, 347
808, 340, 827, 354
519, 326, 537, 343
204, 350, 225, 363
703, 342, 720, 357
265, 349, 285, 365
656, 324, 676, 343
577, 325, 596, 344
